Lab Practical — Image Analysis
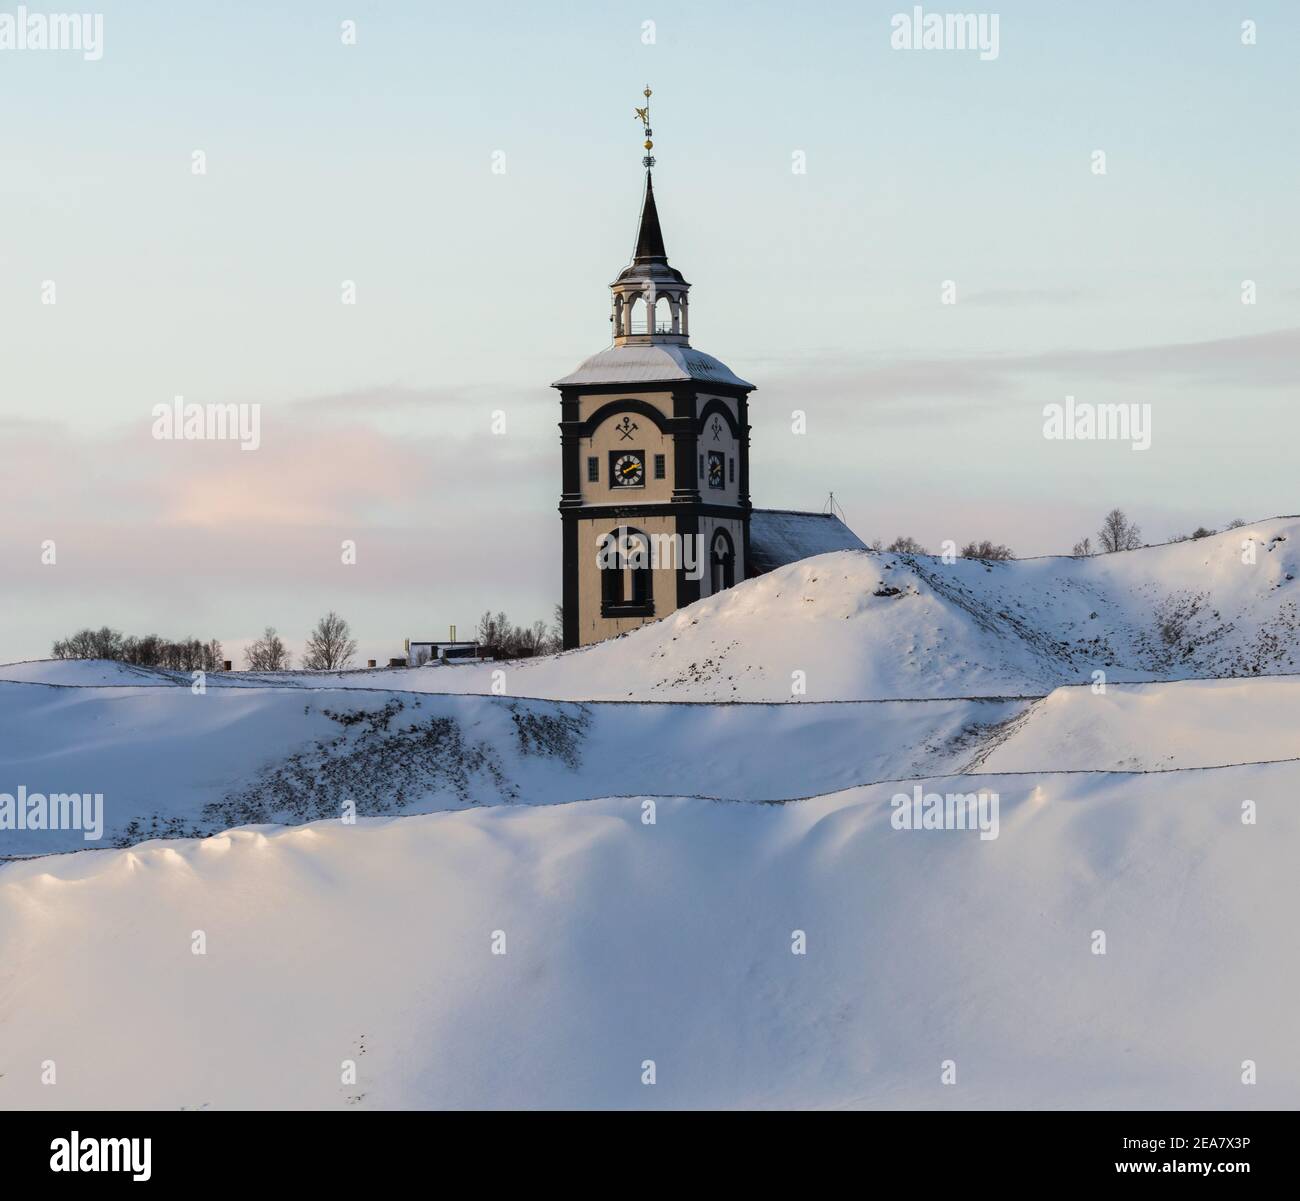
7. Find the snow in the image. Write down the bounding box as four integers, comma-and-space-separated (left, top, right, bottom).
0, 681, 1029, 854
2, 765, 1295, 1109
551, 343, 754, 389
2, 519, 1298, 1108
13, 521, 1291, 705
975, 676, 1300, 774
147, 516, 1293, 703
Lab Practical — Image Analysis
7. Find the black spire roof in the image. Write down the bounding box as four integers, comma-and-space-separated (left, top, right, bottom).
633, 170, 667, 261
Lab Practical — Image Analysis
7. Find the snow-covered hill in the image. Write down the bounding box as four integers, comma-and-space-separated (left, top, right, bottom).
7, 669, 1299, 856
0, 681, 1026, 854
134, 516, 1289, 703
974, 675, 1300, 774
3, 519, 1296, 706
2, 519, 1298, 1109
502, 517, 1292, 701
3, 763, 1295, 1109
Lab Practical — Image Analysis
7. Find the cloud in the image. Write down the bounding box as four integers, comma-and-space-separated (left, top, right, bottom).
755, 326, 1300, 425
0, 396, 559, 660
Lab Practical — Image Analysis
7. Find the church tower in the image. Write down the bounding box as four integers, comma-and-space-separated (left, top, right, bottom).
554, 89, 755, 649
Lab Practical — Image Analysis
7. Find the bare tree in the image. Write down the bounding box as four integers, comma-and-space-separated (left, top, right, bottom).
245, 627, 291, 671
1225, 518, 1247, 530
886, 535, 928, 554
475, 608, 566, 658
53, 626, 124, 660
52, 627, 223, 669
1072, 537, 1093, 558
476, 610, 506, 649
515, 619, 550, 656
960, 540, 1014, 561
1097, 509, 1143, 554
302, 611, 357, 670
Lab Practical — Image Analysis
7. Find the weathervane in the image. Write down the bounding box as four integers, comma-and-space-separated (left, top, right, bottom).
634, 85, 655, 168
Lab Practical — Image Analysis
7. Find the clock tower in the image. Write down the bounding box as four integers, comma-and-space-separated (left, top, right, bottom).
554, 89, 755, 649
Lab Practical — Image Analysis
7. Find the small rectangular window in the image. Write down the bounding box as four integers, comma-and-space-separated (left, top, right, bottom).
699, 454, 704, 478
587, 456, 599, 483
653, 454, 666, 479
729, 456, 735, 483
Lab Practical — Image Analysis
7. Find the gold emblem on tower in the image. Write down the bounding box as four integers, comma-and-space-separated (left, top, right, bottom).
635, 85, 655, 167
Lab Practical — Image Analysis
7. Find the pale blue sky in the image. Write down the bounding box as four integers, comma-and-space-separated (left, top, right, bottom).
2, 1, 1297, 662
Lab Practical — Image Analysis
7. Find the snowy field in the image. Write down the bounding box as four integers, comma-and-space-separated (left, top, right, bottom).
1, 520, 1298, 1108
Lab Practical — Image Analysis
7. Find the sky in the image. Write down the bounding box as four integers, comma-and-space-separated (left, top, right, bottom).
2, 0, 1298, 664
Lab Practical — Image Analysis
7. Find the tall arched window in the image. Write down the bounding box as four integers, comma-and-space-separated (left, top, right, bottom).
599, 526, 654, 617
710, 529, 735, 594
627, 296, 648, 335
654, 294, 673, 334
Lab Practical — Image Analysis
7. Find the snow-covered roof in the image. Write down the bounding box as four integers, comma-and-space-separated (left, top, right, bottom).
747, 509, 868, 575
552, 343, 754, 390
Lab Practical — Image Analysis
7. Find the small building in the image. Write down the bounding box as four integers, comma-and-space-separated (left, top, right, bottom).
405, 639, 483, 667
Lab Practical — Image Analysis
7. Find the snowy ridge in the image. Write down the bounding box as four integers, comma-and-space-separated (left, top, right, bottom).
2, 520, 1299, 1108
3, 764, 1296, 1109
131, 516, 1290, 703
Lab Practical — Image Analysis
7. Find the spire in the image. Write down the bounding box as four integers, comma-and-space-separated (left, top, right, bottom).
611, 84, 689, 346
634, 171, 667, 262
631, 87, 667, 262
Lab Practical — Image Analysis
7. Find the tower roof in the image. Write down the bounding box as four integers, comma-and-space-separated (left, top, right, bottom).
552, 343, 753, 390
615, 170, 687, 288
633, 171, 667, 262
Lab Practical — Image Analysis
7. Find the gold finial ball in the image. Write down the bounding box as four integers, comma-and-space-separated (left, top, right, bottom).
644, 86, 652, 98
644, 139, 653, 150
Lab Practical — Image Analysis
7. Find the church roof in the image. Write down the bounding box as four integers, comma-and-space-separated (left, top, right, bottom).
747, 509, 868, 575
614, 171, 686, 286
552, 343, 754, 390
634, 171, 667, 261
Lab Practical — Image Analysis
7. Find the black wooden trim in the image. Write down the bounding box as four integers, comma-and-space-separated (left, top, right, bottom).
737, 393, 751, 507
697, 397, 741, 438
553, 379, 753, 401
601, 600, 655, 619
561, 501, 748, 522
560, 423, 582, 502
576, 398, 672, 439
561, 516, 579, 649
675, 509, 701, 610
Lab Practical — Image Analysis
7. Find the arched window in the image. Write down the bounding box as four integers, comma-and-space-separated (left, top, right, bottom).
599, 526, 654, 617
627, 295, 648, 335
710, 529, 735, 594
654, 294, 673, 334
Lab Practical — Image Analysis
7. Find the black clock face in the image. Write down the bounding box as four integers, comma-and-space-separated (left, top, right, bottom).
707, 450, 725, 489
610, 450, 645, 488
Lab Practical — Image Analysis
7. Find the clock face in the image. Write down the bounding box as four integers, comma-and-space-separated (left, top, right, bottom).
707, 450, 725, 489
610, 450, 645, 488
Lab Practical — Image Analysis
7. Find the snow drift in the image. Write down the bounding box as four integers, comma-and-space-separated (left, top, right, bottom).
2, 763, 1295, 1109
